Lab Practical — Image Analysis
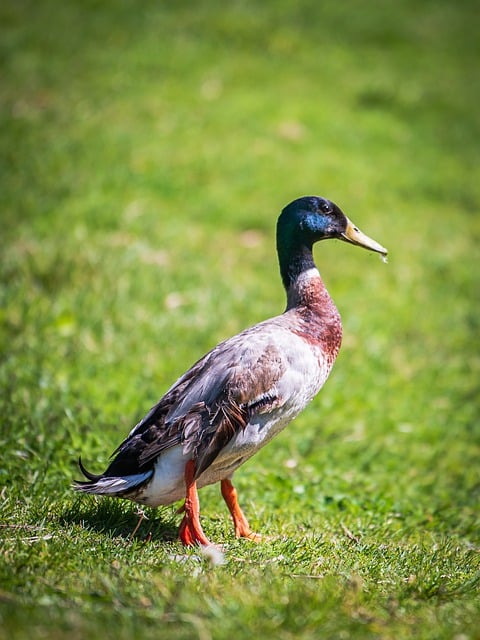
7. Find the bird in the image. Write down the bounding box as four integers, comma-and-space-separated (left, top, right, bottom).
75, 196, 387, 546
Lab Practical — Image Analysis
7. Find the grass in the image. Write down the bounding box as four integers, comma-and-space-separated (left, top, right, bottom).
1, 0, 479, 638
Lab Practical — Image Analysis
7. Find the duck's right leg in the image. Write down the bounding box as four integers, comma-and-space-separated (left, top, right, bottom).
178, 459, 212, 547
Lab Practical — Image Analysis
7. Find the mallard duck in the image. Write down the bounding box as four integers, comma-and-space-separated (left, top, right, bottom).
75, 196, 387, 546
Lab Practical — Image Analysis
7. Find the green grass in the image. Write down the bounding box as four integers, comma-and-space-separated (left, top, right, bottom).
1, 0, 479, 638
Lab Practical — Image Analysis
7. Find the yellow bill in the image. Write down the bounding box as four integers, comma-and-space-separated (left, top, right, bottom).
341, 219, 388, 261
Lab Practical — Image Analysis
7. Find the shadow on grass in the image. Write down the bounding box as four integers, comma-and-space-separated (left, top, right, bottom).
61, 498, 179, 543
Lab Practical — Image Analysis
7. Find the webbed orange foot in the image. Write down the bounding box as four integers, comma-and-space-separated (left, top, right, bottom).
238, 529, 268, 543
178, 511, 211, 547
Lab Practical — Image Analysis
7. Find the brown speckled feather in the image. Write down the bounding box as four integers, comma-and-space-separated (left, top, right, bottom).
104, 334, 287, 480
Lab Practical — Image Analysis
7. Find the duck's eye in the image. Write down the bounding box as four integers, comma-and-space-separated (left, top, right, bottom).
319, 201, 332, 214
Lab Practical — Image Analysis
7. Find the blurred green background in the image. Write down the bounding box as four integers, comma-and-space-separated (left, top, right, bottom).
1, 1, 479, 639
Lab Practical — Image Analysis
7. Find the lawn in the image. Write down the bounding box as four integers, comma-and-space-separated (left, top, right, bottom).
1, 0, 479, 638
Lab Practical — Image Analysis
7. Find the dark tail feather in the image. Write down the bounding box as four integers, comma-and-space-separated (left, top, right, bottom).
77, 456, 103, 483
73, 457, 154, 496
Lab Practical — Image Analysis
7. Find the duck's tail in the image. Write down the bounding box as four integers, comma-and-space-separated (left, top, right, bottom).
73, 457, 153, 497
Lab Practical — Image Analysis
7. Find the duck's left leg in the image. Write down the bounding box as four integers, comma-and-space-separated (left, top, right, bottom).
178, 460, 212, 547
220, 477, 263, 542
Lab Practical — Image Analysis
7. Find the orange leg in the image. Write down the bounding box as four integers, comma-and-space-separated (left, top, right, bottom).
178, 460, 212, 547
220, 478, 263, 542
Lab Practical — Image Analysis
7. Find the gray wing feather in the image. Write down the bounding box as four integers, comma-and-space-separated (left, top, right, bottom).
105, 324, 287, 479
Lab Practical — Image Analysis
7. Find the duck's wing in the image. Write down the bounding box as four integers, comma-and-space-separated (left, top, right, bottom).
105, 328, 287, 479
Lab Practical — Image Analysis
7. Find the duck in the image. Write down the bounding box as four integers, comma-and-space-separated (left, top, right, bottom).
75, 196, 387, 546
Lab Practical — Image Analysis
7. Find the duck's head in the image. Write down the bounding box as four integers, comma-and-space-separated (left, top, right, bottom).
277, 196, 387, 288
278, 196, 387, 255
